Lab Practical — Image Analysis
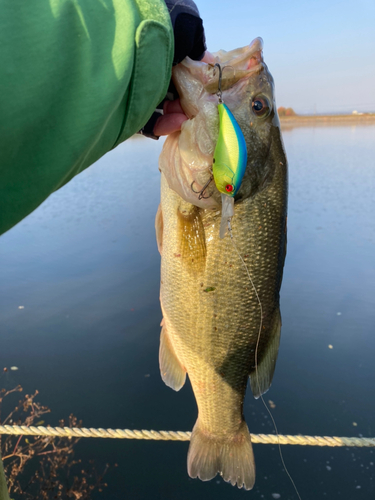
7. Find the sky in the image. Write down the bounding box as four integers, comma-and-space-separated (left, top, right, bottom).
196, 0, 375, 114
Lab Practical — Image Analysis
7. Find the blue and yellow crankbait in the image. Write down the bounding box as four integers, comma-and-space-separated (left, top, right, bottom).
212, 101, 247, 197
212, 63, 248, 238
189, 63, 247, 237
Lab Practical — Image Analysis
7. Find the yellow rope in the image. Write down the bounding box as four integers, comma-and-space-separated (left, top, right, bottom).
0, 425, 374, 447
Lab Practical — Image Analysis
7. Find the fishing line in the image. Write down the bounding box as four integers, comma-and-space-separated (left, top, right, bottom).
227, 219, 302, 500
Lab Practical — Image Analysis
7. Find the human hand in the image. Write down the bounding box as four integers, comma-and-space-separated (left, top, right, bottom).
165, 0, 206, 65
139, 0, 207, 139
153, 99, 187, 136
152, 49, 217, 136
152, 51, 215, 136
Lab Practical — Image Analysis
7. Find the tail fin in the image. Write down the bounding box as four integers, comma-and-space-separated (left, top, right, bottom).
187, 419, 255, 490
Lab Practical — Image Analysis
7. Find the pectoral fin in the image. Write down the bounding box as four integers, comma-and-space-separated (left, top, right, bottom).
155, 204, 163, 255
177, 204, 206, 272
250, 308, 281, 399
159, 326, 186, 391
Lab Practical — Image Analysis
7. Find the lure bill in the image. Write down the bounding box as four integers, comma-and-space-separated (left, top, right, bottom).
220, 192, 234, 239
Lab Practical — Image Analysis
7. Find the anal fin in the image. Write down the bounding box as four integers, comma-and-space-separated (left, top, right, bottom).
250, 308, 281, 399
159, 326, 186, 391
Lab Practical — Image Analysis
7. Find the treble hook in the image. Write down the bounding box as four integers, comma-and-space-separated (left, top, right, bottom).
191, 176, 214, 200
214, 63, 223, 103
189, 64, 225, 201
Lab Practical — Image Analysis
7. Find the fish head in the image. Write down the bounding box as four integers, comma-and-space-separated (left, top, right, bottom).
219, 47, 282, 202
159, 38, 285, 207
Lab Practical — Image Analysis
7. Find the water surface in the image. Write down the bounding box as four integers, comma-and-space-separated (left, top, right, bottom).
0, 125, 374, 499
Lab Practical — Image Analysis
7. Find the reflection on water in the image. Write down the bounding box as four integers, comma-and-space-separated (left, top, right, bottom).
0, 126, 374, 499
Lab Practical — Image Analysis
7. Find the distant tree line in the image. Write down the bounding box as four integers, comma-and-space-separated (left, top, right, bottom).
277, 107, 297, 117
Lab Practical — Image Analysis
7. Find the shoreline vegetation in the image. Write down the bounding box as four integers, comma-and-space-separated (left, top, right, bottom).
0, 374, 109, 499
131, 108, 375, 139
278, 106, 375, 126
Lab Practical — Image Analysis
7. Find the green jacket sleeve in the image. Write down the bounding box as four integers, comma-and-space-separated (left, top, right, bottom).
0, 0, 174, 235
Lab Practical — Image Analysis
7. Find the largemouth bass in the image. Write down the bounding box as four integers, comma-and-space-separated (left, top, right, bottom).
155, 38, 287, 490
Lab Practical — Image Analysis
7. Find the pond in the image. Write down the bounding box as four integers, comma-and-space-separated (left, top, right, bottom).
0, 123, 374, 499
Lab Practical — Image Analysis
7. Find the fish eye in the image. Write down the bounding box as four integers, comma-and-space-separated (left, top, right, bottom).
252, 96, 270, 117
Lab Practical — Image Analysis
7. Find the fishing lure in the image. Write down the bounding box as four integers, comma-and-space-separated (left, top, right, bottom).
190, 63, 248, 237
212, 89, 247, 196
213, 64, 248, 238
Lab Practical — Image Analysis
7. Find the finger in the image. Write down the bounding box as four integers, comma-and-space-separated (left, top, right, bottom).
202, 51, 215, 64
154, 113, 188, 136
164, 99, 185, 115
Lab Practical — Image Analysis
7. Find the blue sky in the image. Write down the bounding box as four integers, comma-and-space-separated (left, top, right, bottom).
197, 0, 375, 114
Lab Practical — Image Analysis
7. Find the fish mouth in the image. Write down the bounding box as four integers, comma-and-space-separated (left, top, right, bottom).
202, 37, 264, 94
175, 38, 264, 117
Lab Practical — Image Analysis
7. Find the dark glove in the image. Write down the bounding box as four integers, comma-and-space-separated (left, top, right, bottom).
166, 0, 206, 65
139, 0, 206, 139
